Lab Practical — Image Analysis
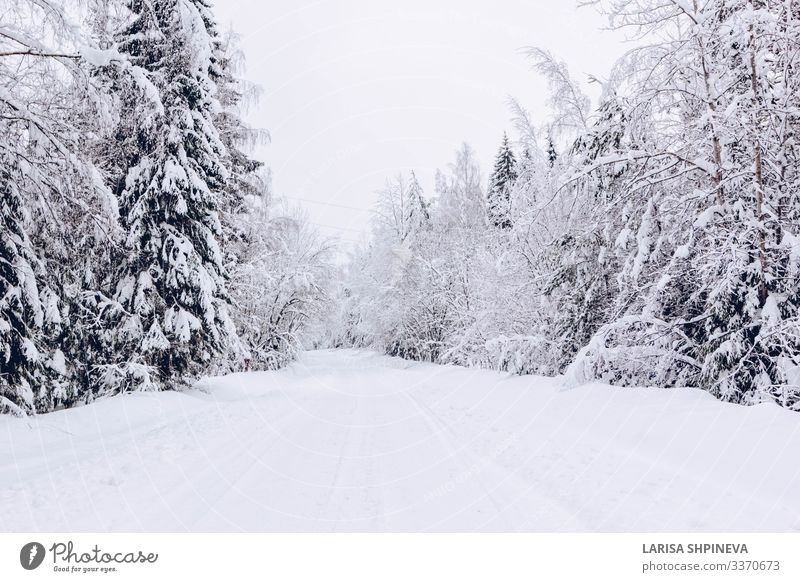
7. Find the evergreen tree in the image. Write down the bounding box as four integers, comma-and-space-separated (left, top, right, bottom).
487, 133, 517, 229
193, 1, 266, 216
101, 0, 237, 391
546, 138, 558, 167
404, 171, 430, 236
0, 0, 114, 412
0, 0, 317, 415
0, 160, 60, 415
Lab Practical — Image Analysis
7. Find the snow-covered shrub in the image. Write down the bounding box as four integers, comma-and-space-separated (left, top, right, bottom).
485, 335, 557, 376
228, 198, 333, 371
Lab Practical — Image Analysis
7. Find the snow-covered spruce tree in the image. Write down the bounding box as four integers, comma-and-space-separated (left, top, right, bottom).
558, 97, 635, 361
0, 159, 62, 416
487, 133, 517, 229
193, 3, 267, 218
0, 0, 120, 413
404, 171, 430, 237
188, 11, 271, 372
546, 137, 558, 167
95, 0, 238, 391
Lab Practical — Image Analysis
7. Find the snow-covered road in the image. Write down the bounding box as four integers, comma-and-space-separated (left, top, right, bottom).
2, 349, 800, 531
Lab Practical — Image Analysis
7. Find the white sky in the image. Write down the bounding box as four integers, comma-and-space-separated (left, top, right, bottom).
212, 0, 629, 242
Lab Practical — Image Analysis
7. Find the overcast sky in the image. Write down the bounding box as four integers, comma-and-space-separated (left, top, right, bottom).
211, 0, 629, 242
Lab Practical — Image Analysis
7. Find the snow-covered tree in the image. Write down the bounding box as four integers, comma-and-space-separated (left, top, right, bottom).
436, 143, 486, 231
487, 133, 517, 229
568, 0, 800, 407
0, 158, 61, 415
333, 1, 800, 411
0, 0, 334, 416
0, 0, 120, 412
334, 149, 487, 364
229, 192, 333, 371
95, 0, 238, 392
405, 171, 430, 236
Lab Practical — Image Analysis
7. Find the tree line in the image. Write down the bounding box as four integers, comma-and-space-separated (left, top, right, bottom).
327, 0, 800, 409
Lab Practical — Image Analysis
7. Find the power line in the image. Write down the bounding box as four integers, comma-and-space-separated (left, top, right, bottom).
310, 222, 366, 239
284, 195, 373, 213
311, 222, 364, 233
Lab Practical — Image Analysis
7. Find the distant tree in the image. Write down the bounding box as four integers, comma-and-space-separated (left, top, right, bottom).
436, 143, 486, 231
404, 171, 430, 236
546, 137, 558, 167
229, 197, 333, 371
487, 133, 517, 229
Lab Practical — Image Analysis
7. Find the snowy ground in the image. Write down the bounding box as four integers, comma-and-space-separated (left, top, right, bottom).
2, 349, 800, 532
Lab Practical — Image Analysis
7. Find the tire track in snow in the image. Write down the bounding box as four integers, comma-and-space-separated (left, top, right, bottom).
403, 384, 587, 531
400, 388, 516, 530
313, 395, 359, 530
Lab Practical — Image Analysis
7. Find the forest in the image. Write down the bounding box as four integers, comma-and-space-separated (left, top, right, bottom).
2, 0, 800, 416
